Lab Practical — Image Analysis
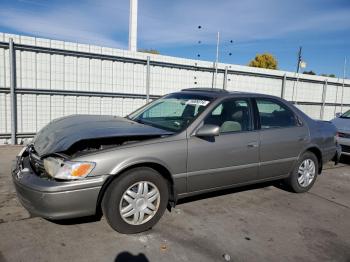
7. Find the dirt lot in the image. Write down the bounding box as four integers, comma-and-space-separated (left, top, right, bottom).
0, 145, 349, 262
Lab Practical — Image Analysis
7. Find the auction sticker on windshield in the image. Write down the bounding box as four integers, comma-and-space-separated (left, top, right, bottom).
185, 100, 210, 106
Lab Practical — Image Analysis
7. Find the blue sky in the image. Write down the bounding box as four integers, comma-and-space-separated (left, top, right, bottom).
0, 0, 350, 77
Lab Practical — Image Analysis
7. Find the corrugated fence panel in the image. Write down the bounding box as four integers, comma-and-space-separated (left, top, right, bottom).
295, 104, 322, 120
21, 51, 36, 89
343, 86, 350, 104
37, 95, 51, 130
64, 96, 77, 115
0, 94, 7, 133
21, 94, 37, 133
77, 57, 90, 91
1, 32, 350, 143
64, 56, 77, 90
51, 54, 64, 90
295, 81, 323, 102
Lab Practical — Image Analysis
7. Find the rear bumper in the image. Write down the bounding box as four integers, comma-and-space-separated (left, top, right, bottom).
338, 137, 350, 156
12, 147, 107, 220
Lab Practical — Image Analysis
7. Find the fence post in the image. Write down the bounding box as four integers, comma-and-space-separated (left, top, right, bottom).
146, 56, 150, 103
281, 74, 286, 98
320, 79, 327, 120
9, 38, 17, 145
223, 66, 228, 90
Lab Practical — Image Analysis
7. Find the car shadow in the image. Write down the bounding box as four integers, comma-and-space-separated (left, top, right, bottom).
49, 180, 292, 226
48, 214, 102, 225
177, 180, 290, 205
340, 155, 350, 165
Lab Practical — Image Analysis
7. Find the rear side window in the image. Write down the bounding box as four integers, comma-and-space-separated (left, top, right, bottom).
256, 99, 297, 129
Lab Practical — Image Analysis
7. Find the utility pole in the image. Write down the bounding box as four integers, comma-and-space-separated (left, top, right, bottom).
213, 31, 220, 88
292, 46, 303, 103
296, 46, 302, 74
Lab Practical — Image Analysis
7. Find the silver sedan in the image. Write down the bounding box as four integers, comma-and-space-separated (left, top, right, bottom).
12, 88, 341, 234
332, 110, 350, 157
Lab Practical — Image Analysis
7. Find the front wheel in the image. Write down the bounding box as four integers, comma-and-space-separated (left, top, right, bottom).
285, 152, 318, 193
102, 167, 169, 234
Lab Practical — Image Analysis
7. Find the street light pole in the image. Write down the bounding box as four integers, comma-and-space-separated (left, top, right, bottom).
341, 56, 347, 113
213, 31, 220, 88
128, 0, 138, 52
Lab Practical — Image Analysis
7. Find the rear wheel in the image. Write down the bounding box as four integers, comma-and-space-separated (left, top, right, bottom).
285, 152, 318, 193
102, 167, 169, 234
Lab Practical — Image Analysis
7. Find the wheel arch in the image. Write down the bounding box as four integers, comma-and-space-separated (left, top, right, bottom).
96, 162, 176, 216
303, 146, 323, 174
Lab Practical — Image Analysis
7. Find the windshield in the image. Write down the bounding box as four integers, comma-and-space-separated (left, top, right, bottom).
340, 110, 350, 119
128, 93, 214, 132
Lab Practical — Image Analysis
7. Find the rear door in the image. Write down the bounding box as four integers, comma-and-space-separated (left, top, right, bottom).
254, 98, 309, 179
187, 98, 259, 192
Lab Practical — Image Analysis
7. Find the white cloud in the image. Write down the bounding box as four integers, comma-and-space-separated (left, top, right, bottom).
0, 0, 349, 48
0, 1, 129, 48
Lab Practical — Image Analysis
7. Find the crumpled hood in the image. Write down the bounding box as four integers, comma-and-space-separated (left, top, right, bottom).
331, 117, 350, 132
33, 115, 173, 157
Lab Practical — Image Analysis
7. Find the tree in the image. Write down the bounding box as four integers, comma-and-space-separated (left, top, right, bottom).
138, 49, 160, 55
248, 53, 278, 70
303, 70, 316, 75
321, 73, 336, 78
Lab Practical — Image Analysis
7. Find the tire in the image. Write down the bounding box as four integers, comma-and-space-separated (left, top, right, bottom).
285, 151, 318, 193
102, 167, 169, 234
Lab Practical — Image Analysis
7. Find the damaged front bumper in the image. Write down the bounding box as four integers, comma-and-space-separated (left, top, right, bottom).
12, 147, 107, 220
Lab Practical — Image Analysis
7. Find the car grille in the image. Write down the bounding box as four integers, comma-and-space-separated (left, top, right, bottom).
29, 148, 46, 174
341, 145, 350, 153
338, 132, 350, 139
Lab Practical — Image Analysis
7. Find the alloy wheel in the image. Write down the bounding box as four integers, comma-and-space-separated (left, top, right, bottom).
297, 159, 316, 187
119, 181, 160, 225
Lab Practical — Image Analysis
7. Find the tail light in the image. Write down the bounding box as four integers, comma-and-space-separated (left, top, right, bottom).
335, 132, 339, 144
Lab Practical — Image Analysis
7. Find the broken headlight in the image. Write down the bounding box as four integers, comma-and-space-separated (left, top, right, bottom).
43, 157, 96, 180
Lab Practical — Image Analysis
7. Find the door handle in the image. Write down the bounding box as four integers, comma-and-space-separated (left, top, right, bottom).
247, 142, 259, 148
298, 136, 307, 142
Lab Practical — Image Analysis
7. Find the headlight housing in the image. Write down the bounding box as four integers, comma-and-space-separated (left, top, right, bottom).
44, 157, 96, 180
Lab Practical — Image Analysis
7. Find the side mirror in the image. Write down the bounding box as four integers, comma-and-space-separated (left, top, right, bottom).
195, 124, 220, 137
335, 112, 342, 118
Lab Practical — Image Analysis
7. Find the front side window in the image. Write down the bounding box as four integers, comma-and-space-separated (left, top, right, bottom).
256, 99, 297, 129
204, 98, 252, 133
128, 93, 213, 132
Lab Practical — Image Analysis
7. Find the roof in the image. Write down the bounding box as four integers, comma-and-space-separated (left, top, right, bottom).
181, 88, 229, 93
179, 87, 284, 101
180, 87, 252, 97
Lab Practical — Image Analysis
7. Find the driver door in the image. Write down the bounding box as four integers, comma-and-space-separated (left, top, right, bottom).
187, 98, 259, 192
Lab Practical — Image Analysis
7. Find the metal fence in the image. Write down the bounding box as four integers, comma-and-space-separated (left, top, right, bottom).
0, 32, 349, 144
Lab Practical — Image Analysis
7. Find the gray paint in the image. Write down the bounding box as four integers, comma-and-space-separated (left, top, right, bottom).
12, 90, 340, 220
33, 114, 173, 157
331, 116, 350, 132
331, 115, 350, 155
